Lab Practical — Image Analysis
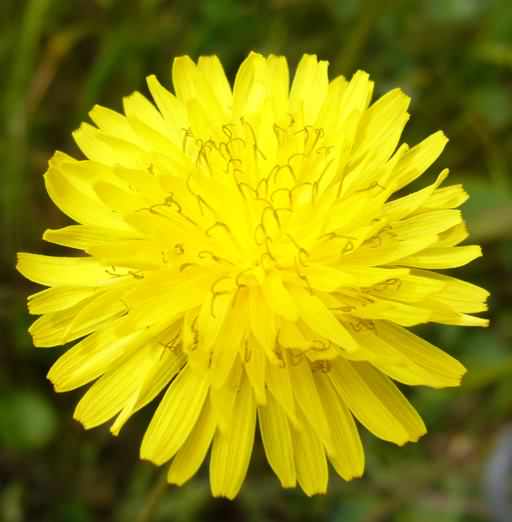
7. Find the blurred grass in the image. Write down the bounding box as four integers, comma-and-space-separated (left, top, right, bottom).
1, 0, 512, 521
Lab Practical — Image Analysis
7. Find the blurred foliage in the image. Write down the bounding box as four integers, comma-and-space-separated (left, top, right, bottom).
1, 0, 511, 521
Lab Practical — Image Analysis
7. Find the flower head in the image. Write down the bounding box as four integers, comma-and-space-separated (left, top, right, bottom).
17, 52, 488, 498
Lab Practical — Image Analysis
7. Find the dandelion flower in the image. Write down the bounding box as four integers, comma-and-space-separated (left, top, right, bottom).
17, 52, 489, 498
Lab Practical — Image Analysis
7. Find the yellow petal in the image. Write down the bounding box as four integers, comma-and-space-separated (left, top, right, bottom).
413, 269, 489, 312
44, 162, 128, 229
74, 342, 175, 429
209, 361, 242, 433
343, 234, 439, 266
27, 286, 96, 315
248, 286, 279, 363
314, 372, 364, 479
290, 54, 329, 124
210, 376, 256, 499
436, 223, 469, 247
425, 183, 469, 210
290, 286, 359, 352
60, 284, 129, 343
28, 286, 127, 347
89, 105, 136, 143
383, 169, 449, 221
110, 348, 186, 435
288, 357, 334, 453
146, 74, 188, 142
399, 245, 482, 269
43, 225, 136, 250
123, 91, 169, 137
351, 297, 431, 326
167, 397, 216, 485
292, 410, 328, 496
392, 209, 462, 241
364, 272, 445, 303
232, 51, 267, 117
261, 270, 299, 321
258, 393, 296, 487
329, 359, 426, 445
48, 324, 147, 391
197, 55, 233, 112
140, 366, 209, 465
17, 253, 119, 287
266, 54, 289, 119
376, 322, 463, 385
209, 292, 248, 388
351, 88, 410, 165
244, 338, 267, 404
393, 131, 448, 190
266, 361, 299, 428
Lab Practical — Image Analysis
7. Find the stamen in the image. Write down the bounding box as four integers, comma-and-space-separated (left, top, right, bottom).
272, 164, 297, 185
179, 262, 198, 272
272, 123, 286, 144
241, 117, 267, 160
286, 233, 310, 266
235, 269, 252, 288
316, 159, 334, 188
181, 128, 194, 153
237, 181, 257, 200
254, 224, 267, 246
261, 206, 281, 231
260, 252, 275, 270
316, 145, 334, 156
105, 266, 123, 278
210, 276, 235, 318
222, 124, 234, 140
256, 177, 269, 198
206, 221, 231, 238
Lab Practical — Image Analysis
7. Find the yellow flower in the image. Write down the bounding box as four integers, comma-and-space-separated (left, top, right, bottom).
17, 52, 488, 498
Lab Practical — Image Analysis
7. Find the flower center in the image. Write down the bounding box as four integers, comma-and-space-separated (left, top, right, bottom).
168, 116, 339, 283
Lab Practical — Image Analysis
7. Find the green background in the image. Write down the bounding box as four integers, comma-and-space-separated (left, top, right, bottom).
1, 0, 511, 521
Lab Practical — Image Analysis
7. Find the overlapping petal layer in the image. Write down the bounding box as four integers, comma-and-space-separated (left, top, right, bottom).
17, 52, 488, 498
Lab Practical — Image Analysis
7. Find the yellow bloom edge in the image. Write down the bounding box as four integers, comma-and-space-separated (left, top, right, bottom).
17, 52, 489, 498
